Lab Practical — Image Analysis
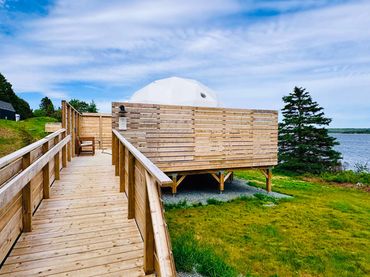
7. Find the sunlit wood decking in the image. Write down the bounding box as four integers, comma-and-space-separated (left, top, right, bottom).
0, 151, 147, 276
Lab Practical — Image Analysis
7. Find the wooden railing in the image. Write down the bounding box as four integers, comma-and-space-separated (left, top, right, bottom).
0, 129, 71, 263
112, 130, 176, 277
61, 100, 82, 159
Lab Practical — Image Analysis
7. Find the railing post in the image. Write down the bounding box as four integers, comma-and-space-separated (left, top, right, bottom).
22, 152, 32, 232
67, 106, 71, 162
54, 136, 60, 180
144, 177, 155, 274
115, 136, 119, 176
42, 140, 50, 199
119, 142, 125, 192
128, 152, 135, 219
72, 110, 75, 158
112, 133, 116, 165
62, 130, 67, 168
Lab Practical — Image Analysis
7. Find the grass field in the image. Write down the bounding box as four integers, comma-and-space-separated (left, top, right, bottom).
0, 117, 57, 157
166, 171, 370, 277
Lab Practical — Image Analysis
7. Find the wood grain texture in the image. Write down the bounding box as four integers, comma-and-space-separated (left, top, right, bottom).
0, 151, 146, 277
80, 113, 112, 149
112, 102, 278, 173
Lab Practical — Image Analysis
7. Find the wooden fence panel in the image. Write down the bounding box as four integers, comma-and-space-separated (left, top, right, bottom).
112, 102, 278, 173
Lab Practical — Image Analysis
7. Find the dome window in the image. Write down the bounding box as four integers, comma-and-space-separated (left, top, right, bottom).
200, 92, 207, 98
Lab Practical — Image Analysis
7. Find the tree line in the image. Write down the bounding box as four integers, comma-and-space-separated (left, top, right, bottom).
1, 72, 341, 174
0, 72, 98, 121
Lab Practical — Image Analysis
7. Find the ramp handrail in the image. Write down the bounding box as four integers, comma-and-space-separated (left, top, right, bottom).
0, 128, 71, 263
112, 129, 176, 277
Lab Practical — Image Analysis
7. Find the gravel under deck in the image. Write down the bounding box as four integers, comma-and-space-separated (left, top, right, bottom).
162, 175, 291, 205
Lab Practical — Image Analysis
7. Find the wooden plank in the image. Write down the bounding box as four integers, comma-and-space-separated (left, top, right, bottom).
0, 151, 146, 276
0, 135, 71, 210
145, 172, 176, 276
128, 152, 135, 219
21, 153, 32, 232
119, 142, 125, 192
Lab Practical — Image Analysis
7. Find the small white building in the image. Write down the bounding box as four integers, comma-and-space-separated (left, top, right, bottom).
130, 76, 219, 107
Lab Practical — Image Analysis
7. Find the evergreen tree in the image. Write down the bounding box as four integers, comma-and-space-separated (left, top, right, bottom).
278, 87, 341, 173
87, 100, 98, 113
0, 73, 33, 119
69, 99, 98, 113
39, 97, 55, 117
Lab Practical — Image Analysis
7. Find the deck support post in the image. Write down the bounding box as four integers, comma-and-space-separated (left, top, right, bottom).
128, 153, 135, 219
266, 168, 272, 193
219, 171, 225, 193
144, 178, 155, 274
22, 152, 32, 232
170, 174, 186, 195
119, 142, 125, 192
42, 141, 50, 199
171, 174, 177, 195
260, 168, 273, 192
211, 171, 232, 193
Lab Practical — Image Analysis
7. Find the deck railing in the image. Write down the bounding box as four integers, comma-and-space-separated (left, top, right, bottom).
0, 129, 71, 263
112, 129, 176, 277
61, 100, 82, 158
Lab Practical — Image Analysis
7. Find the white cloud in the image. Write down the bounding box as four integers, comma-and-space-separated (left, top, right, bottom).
0, 0, 369, 126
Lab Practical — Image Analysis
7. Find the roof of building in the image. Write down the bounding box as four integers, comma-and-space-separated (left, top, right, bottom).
129, 76, 219, 107
0, 100, 16, 112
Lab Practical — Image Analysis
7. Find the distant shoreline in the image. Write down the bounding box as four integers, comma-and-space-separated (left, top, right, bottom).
329, 128, 370, 134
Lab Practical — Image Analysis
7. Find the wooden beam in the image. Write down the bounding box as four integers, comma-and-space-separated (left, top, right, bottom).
72, 111, 75, 157
144, 180, 154, 274
211, 173, 220, 183
99, 115, 103, 149
0, 135, 70, 210
219, 171, 225, 192
127, 152, 135, 219
22, 152, 32, 232
171, 174, 177, 195
119, 142, 125, 192
114, 135, 119, 176
266, 168, 272, 192
67, 106, 71, 162
224, 171, 233, 183
54, 136, 60, 180
112, 133, 116, 165
145, 172, 177, 276
42, 141, 50, 199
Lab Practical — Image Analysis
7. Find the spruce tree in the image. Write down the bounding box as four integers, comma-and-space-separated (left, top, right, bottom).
278, 87, 341, 173
39, 97, 55, 117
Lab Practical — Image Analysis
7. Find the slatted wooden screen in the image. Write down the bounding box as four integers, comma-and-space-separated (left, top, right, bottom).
80, 113, 112, 149
112, 102, 278, 173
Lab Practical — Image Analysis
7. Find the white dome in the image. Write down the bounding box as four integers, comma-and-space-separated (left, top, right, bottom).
129, 77, 219, 107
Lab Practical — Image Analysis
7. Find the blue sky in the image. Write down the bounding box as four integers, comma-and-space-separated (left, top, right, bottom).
0, 0, 369, 127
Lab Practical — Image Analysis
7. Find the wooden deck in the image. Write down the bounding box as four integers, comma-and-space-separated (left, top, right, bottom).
0, 151, 148, 276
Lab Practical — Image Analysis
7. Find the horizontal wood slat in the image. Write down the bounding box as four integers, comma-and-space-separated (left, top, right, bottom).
112, 102, 278, 173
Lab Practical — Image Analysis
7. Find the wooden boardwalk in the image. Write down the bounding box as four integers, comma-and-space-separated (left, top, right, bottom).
0, 151, 147, 276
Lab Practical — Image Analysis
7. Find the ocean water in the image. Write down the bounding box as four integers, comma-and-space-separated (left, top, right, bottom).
332, 134, 370, 170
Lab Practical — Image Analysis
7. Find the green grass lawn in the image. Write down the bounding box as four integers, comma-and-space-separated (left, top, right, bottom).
0, 117, 57, 157
166, 171, 370, 277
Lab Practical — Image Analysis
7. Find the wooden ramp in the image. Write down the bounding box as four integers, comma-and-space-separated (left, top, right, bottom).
0, 151, 147, 276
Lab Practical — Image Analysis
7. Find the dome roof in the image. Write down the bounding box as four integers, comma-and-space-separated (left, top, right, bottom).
129, 77, 219, 107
